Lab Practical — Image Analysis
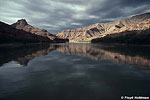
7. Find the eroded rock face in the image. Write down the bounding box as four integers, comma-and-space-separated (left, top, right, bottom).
91, 19, 150, 44
0, 21, 51, 43
12, 19, 68, 43
56, 13, 150, 42
12, 19, 28, 29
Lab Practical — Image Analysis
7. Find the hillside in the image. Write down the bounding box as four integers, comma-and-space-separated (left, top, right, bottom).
0, 21, 51, 44
11, 19, 68, 43
56, 13, 150, 42
91, 19, 150, 45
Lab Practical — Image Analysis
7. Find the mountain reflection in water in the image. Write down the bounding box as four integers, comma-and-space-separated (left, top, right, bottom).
0, 43, 150, 100
0, 43, 150, 68
56, 43, 150, 68
0, 44, 56, 66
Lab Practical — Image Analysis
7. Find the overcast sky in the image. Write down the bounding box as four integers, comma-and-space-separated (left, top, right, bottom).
0, 0, 150, 33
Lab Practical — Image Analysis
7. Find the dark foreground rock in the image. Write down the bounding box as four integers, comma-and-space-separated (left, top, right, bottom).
12, 19, 68, 43
0, 21, 51, 44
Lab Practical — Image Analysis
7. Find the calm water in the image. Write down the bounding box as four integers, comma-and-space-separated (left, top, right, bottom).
0, 43, 150, 100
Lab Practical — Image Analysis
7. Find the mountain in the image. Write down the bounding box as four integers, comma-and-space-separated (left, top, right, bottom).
0, 21, 51, 44
12, 19, 68, 43
56, 12, 150, 42
91, 19, 150, 44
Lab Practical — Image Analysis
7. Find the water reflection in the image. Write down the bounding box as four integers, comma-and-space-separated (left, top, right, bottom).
55, 43, 150, 68
0, 43, 150, 100
0, 44, 57, 66
0, 43, 150, 68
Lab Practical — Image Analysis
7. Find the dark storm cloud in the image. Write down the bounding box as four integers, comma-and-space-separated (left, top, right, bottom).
0, 0, 150, 33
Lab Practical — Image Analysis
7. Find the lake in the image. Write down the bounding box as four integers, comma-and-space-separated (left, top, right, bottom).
0, 43, 150, 100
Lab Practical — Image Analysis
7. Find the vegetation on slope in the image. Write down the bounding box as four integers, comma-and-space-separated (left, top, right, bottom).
91, 29, 150, 45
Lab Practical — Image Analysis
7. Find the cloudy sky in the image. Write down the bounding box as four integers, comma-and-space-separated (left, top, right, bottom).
0, 0, 150, 33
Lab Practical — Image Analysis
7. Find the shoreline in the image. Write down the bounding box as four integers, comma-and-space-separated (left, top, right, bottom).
1, 42, 150, 47
0, 43, 51, 47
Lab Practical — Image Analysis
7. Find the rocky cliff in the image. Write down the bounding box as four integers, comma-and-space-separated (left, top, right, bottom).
91, 19, 150, 44
12, 19, 68, 43
0, 21, 51, 44
56, 13, 150, 42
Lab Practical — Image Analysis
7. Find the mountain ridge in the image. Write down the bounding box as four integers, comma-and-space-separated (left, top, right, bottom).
0, 21, 51, 44
12, 19, 68, 43
56, 12, 150, 42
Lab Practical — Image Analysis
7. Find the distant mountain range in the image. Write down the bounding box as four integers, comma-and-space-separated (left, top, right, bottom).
1, 12, 150, 44
56, 12, 150, 43
0, 19, 68, 44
